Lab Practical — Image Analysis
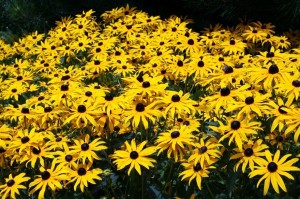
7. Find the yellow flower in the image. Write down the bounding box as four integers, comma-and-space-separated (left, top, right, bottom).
111, 139, 157, 175
179, 160, 215, 190
68, 162, 102, 192
124, 101, 161, 129
70, 134, 107, 163
154, 90, 196, 118
210, 117, 262, 150
242, 26, 267, 43
230, 139, 268, 172
0, 173, 30, 199
29, 160, 70, 199
249, 150, 300, 195
156, 126, 195, 162
188, 138, 222, 168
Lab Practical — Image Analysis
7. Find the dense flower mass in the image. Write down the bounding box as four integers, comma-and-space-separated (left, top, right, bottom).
0, 4, 300, 198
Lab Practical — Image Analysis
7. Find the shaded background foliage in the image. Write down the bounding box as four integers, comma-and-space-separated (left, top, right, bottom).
1, 0, 300, 40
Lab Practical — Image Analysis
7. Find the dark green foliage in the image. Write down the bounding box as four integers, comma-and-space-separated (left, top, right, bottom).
1, 0, 300, 39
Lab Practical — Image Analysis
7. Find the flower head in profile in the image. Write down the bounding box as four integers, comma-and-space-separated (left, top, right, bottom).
111, 139, 157, 175
249, 150, 300, 195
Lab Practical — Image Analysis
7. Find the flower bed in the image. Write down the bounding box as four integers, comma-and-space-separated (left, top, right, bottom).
1, 5, 300, 199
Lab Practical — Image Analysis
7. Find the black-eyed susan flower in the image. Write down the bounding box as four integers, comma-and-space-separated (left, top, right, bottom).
249, 150, 300, 195
55, 145, 78, 168
29, 160, 69, 199
156, 126, 195, 162
0, 173, 30, 199
154, 90, 196, 119
20, 142, 55, 168
95, 93, 127, 116
265, 131, 289, 150
70, 134, 107, 163
274, 36, 291, 50
210, 117, 262, 150
230, 139, 268, 172
275, 75, 300, 105
201, 85, 250, 113
188, 138, 222, 168
124, 101, 161, 129
225, 93, 271, 119
242, 26, 267, 43
68, 162, 102, 192
111, 139, 157, 175
248, 61, 291, 90
268, 97, 294, 132
179, 160, 215, 190
221, 37, 246, 55
63, 103, 100, 127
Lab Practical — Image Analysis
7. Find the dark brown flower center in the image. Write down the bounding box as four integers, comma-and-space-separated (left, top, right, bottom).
105, 93, 113, 101
244, 148, 253, 157
231, 121, 241, 130
268, 64, 279, 74
21, 136, 29, 144
81, 143, 89, 151
223, 66, 233, 74
61, 84, 69, 91
41, 171, 51, 180
220, 87, 230, 96
38, 96, 45, 101
32, 147, 41, 154
177, 60, 183, 67
183, 121, 190, 126
171, 94, 180, 102
171, 131, 180, 138
135, 103, 145, 112
61, 75, 70, 81
7, 180, 15, 187
245, 96, 254, 105
198, 60, 204, 67
266, 51, 274, 58
114, 126, 120, 132
142, 81, 150, 88
199, 146, 207, 153
65, 154, 73, 162
78, 168, 87, 176
188, 39, 194, 45
267, 162, 278, 172
130, 151, 139, 159
21, 108, 29, 114
292, 80, 300, 87
193, 163, 202, 171
44, 107, 52, 113
276, 135, 284, 142
85, 91, 92, 96
77, 105, 86, 113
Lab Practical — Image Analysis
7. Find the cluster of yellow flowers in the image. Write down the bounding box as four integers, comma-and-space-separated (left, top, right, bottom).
1, 4, 300, 198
